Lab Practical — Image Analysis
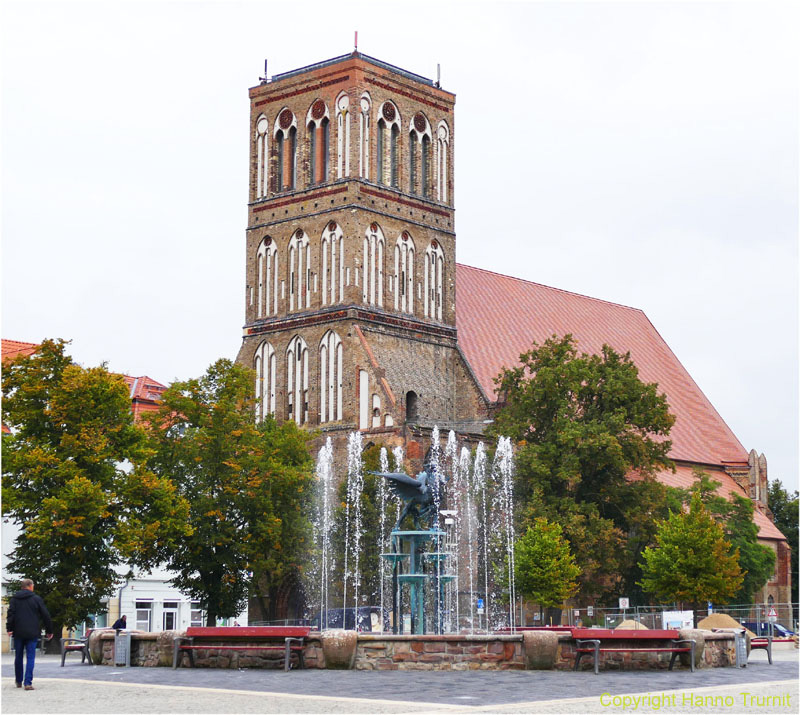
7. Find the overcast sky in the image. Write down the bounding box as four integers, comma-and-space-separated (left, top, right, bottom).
2, 0, 797, 491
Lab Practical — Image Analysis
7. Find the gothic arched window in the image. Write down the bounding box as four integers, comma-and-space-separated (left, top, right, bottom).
274, 109, 297, 191
319, 330, 343, 423
409, 113, 431, 196
288, 229, 310, 311
336, 93, 350, 179
424, 240, 445, 321
359, 93, 370, 178
256, 236, 278, 318
436, 121, 450, 203
321, 221, 344, 306
363, 223, 385, 307
287, 335, 309, 425
307, 99, 330, 186
254, 340, 276, 420
394, 231, 415, 314
376, 102, 400, 186
255, 114, 269, 199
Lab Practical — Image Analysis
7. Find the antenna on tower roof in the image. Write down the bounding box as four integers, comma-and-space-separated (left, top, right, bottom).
259, 59, 268, 84
436, 63, 441, 88
354, 30, 358, 53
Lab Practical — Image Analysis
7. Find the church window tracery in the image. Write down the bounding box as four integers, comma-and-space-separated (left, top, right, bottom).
287, 335, 309, 425
288, 229, 310, 311
274, 109, 297, 191
409, 113, 432, 197
363, 223, 385, 307
394, 231, 415, 314
256, 236, 278, 317
319, 330, 343, 423
255, 114, 269, 199
377, 102, 400, 187
254, 340, 276, 420
307, 99, 330, 185
424, 240, 444, 321
321, 221, 344, 306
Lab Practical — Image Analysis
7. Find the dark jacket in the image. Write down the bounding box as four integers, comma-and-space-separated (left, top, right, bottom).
6, 589, 53, 640
111, 617, 127, 630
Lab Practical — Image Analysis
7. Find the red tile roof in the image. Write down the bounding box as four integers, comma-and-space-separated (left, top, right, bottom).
1, 339, 39, 364
455, 264, 749, 467
121, 375, 168, 420
654, 465, 786, 541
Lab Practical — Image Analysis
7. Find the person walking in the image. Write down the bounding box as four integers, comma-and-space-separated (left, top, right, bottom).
6, 578, 53, 690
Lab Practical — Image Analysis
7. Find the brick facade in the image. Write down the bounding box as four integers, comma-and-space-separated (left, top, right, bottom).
236, 52, 486, 459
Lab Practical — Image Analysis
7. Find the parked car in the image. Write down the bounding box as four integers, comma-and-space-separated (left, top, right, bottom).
310, 607, 390, 632
741, 621, 795, 637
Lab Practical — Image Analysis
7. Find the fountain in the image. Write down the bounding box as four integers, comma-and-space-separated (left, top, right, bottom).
308, 428, 516, 636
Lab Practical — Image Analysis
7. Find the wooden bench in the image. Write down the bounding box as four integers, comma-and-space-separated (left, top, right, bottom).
572, 628, 696, 674
60, 629, 93, 667
172, 626, 310, 672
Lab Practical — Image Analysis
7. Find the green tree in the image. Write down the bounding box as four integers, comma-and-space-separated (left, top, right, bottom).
144, 359, 313, 625
514, 518, 580, 610
639, 493, 744, 610
676, 470, 776, 603
767, 480, 798, 606
489, 335, 675, 600
2, 339, 190, 649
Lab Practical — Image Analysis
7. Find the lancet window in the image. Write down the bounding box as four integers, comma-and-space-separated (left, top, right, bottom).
321, 221, 344, 306
424, 240, 444, 321
336, 93, 350, 179
376, 102, 400, 187
256, 236, 279, 318
307, 99, 330, 186
255, 114, 269, 199
436, 121, 450, 203
363, 223, 385, 307
288, 229, 310, 311
319, 330, 343, 423
287, 335, 309, 425
253, 340, 276, 420
394, 232, 415, 314
409, 113, 432, 197
359, 93, 371, 178
274, 109, 297, 191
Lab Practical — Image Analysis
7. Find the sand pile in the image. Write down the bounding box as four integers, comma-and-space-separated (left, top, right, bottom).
616, 620, 649, 630
697, 613, 756, 636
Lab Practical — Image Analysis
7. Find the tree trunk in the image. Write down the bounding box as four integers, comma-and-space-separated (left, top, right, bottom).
44, 621, 62, 654
205, 611, 217, 627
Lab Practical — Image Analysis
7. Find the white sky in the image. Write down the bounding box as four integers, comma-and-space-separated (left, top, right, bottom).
2, 0, 798, 491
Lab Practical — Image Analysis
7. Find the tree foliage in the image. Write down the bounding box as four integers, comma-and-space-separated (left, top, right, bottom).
639, 493, 744, 608
767, 479, 798, 605
514, 518, 580, 609
144, 359, 313, 625
681, 470, 775, 603
488, 335, 676, 600
1, 339, 190, 645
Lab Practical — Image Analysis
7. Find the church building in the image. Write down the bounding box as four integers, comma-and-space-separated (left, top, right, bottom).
235, 52, 791, 605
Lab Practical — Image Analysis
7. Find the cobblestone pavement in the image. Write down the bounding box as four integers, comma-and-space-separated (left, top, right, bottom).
2, 649, 797, 714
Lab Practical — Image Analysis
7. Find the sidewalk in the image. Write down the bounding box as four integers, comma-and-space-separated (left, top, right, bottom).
2, 650, 797, 714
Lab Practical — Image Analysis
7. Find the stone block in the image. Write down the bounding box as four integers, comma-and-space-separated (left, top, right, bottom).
487, 641, 504, 654
678, 629, 705, 669
411, 641, 424, 653
423, 642, 445, 653
523, 630, 558, 670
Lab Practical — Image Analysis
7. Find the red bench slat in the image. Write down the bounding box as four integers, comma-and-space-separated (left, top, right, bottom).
185, 626, 310, 638
572, 629, 680, 639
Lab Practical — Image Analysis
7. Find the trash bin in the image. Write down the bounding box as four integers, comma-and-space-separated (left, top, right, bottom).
734, 629, 747, 668
114, 631, 132, 667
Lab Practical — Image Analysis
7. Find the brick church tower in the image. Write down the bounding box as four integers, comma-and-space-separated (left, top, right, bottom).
236, 53, 484, 452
